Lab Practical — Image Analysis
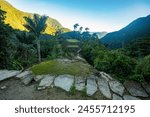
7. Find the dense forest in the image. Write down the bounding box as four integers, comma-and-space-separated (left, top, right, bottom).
0, 3, 150, 86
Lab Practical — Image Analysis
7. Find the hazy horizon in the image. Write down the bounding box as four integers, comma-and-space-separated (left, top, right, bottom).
6, 0, 150, 32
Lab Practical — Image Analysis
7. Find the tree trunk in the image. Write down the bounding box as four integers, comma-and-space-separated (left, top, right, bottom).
37, 39, 41, 62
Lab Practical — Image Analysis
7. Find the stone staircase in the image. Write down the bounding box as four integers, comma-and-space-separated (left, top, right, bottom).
0, 70, 150, 100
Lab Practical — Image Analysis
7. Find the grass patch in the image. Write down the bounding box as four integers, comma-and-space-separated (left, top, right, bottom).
69, 85, 76, 95
81, 87, 87, 97
31, 60, 92, 76
66, 39, 80, 43
67, 45, 79, 48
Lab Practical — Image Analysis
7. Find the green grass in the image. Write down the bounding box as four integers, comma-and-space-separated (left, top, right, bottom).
66, 39, 80, 43
67, 45, 79, 48
31, 60, 92, 76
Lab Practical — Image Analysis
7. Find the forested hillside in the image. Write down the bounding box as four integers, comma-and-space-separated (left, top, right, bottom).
0, 0, 69, 34
101, 15, 150, 49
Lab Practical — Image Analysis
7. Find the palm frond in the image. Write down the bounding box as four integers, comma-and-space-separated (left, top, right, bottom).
24, 14, 48, 37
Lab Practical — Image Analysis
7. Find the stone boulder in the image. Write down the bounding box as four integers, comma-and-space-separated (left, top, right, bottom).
98, 78, 111, 99
75, 76, 86, 91
86, 78, 97, 96
39, 75, 54, 88
54, 75, 74, 92
0, 70, 21, 82
109, 80, 125, 96
124, 80, 148, 97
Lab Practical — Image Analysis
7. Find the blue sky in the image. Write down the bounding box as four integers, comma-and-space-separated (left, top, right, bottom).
6, 0, 150, 32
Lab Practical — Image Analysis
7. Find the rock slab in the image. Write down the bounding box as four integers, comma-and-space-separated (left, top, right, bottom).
54, 75, 74, 92
39, 75, 54, 87
124, 80, 148, 97
0, 70, 20, 81
109, 80, 125, 96
16, 71, 33, 85
75, 76, 86, 91
98, 78, 111, 99
86, 78, 97, 96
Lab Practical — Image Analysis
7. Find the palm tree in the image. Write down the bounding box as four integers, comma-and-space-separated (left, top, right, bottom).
79, 26, 83, 33
73, 23, 79, 31
16, 31, 36, 63
85, 27, 90, 32
24, 14, 48, 62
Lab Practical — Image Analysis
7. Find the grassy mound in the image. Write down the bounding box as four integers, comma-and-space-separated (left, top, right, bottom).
31, 59, 92, 76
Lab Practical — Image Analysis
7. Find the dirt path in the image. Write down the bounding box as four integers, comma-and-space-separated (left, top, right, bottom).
0, 78, 106, 100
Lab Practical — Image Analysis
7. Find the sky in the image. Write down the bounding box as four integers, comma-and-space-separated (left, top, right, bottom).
6, 0, 150, 32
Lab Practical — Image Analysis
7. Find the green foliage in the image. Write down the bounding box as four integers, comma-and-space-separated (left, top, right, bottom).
134, 55, 150, 82
129, 74, 144, 83
40, 39, 62, 59
24, 14, 48, 37
81, 87, 87, 97
69, 85, 76, 95
0, 8, 13, 69
12, 31, 37, 68
24, 14, 48, 62
10, 60, 23, 70
0, 9, 37, 70
126, 37, 150, 57
81, 39, 106, 65
94, 50, 136, 77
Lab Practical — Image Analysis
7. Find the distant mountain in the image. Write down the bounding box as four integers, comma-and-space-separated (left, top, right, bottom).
0, 0, 70, 35
101, 15, 150, 49
90, 32, 107, 39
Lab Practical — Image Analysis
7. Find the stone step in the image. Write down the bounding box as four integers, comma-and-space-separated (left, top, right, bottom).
54, 75, 74, 92
39, 75, 55, 88
86, 77, 97, 96
75, 76, 86, 91
109, 80, 125, 96
16, 71, 34, 85
98, 78, 111, 99
124, 80, 148, 97
0, 70, 21, 82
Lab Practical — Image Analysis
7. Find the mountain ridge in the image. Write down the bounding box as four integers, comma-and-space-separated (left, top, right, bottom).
101, 14, 150, 49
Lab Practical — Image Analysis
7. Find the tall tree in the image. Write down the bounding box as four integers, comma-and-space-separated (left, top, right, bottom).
85, 27, 90, 32
24, 14, 48, 62
73, 23, 79, 31
79, 26, 83, 33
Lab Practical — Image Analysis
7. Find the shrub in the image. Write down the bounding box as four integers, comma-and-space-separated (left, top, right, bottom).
129, 74, 144, 83
135, 55, 150, 82
94, 50, 136, 77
